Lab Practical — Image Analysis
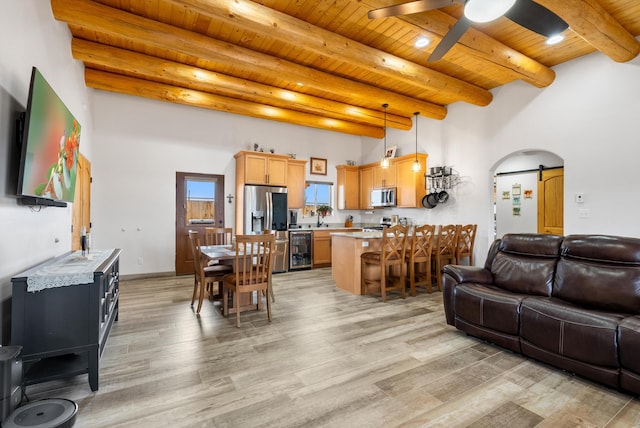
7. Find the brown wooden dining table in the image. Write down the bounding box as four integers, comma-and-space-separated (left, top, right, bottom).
200, 245, 262, 314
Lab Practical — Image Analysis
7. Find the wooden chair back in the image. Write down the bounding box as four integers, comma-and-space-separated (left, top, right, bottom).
406, 224, 436, 295
409, 224, 436, 263
205, 227, 233, 246
223, 233, 275, 326
456, 224, 477, 265
381, 224, 409, 267
433, 224, 459, 291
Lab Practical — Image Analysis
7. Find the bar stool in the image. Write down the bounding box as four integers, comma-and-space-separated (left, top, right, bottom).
455, 224, 477, 265
433, 224, 459, 292
406, 224, 436, 295
361, 225, 409, 302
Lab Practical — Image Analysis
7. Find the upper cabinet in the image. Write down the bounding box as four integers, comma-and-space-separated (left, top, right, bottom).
395, 154, 428, 208
337, 152, 428, 210
287, 159, 307, 209
359, 166, 374, 210
373, 162, 397, 188
336, 165, 359, 210
235, 151, 288, 186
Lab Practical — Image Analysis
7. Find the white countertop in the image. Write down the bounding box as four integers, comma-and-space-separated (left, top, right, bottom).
330, 231, 382, 239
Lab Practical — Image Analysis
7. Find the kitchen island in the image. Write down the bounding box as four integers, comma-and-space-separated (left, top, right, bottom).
331, 231, 382, 295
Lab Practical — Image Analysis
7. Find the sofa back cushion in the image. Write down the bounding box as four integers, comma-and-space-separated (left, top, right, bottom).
491, 234, 563, 296
554, 235, 640, 314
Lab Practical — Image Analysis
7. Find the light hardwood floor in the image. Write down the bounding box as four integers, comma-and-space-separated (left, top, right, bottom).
26, 268, 640, 427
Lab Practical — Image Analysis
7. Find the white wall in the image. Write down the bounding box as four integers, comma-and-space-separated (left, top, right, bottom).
0, 1, 94, 342
91, 92, 362, 275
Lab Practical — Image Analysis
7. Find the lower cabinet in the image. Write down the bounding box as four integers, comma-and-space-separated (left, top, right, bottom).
11, 249, 122, 392
312, 229, 358, 268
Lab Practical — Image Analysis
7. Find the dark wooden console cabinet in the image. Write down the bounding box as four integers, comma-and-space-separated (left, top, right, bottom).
11, 249, 121, 391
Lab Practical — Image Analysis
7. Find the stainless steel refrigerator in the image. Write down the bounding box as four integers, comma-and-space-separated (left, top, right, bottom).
243, 185, 289, 272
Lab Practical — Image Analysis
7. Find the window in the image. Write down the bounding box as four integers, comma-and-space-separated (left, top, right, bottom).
304, 181, 333, 217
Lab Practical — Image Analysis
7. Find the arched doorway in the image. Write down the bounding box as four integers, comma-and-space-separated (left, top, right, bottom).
491, 151, 564, 239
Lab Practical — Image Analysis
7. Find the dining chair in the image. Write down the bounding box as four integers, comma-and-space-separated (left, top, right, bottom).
405, 224, 436, 296
433, 224, 459, 292
361, 224, 409, 302
188, 230, 233, 314
262, 229, 278, 302
205, 227, 233, 246
455, 224, 477, 266
222, 233, 275, 327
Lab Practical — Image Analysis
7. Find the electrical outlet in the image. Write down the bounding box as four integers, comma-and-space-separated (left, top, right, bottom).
137, 256, 144, 265
578, 208, 590, 219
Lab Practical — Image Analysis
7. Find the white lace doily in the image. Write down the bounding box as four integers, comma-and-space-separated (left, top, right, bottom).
26, 250, 114, 292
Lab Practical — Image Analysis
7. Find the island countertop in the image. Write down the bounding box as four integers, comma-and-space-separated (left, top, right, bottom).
330, 231, 382, 239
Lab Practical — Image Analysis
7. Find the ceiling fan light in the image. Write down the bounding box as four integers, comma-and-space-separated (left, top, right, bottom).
464, 0, 516, 23
415, 37, 430, 48
546, 34, 564, 45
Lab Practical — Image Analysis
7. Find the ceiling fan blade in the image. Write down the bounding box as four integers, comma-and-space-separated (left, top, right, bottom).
504, 0, 568, 37
428, 16, 471, 62
368, 0, 461, 20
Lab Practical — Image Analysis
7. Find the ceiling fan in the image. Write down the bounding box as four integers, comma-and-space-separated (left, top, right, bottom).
368, 0, 568, 62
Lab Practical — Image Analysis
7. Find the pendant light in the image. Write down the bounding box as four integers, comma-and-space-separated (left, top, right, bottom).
412, 112, 421, 172
380, 103, 389, 169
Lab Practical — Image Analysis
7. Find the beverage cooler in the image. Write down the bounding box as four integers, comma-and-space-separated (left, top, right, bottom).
289, 230, 312, 270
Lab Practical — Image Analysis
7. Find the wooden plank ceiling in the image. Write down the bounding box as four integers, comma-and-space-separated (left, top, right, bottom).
51, 0, 640, 138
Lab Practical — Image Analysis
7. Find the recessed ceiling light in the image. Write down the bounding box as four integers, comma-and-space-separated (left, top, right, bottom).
546, 34, 564, 45
415, 37, 430, 49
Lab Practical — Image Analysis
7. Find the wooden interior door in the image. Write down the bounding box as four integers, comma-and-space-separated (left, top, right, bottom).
71, 153, 91, 250
537, 168, 564, 235
175, 172, 225, 275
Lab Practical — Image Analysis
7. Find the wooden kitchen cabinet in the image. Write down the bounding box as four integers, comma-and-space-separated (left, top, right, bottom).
287, 159, 307, 209
336, 165, 359, 210
373, 162, 397, 188
313, 228, 355, 268
235, 151, 288, 186
359, 166, 374, 209
395, 153, 428, 208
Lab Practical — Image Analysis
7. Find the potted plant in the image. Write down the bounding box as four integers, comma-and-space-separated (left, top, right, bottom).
316, 205, 333, 217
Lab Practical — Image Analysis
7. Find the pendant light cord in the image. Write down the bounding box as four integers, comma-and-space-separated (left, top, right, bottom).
383, 103, 388, 154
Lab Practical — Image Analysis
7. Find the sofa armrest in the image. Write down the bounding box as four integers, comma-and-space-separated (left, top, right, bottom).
443, 265, 493, 285
442, 265, 493, 326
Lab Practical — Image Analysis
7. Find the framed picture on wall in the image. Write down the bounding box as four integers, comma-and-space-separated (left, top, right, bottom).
310, 157, 327, 175
385, 145, 397, 158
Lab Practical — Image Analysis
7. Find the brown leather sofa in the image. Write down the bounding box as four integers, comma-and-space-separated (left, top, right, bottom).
442, 233, 640, 395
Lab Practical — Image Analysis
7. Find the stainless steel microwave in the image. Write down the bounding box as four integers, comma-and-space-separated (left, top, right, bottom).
371, 187, 396, 207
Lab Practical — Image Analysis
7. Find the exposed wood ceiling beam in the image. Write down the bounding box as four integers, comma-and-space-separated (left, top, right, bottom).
168, 0, 493, 107
85, 69, 386, 138
534, 0, 640, 62
51, 0, 447, 121
383, 7, 557, 88
71, 39, 413, 130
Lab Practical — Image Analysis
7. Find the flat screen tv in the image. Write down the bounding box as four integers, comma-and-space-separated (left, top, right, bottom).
17, 67, 81, 207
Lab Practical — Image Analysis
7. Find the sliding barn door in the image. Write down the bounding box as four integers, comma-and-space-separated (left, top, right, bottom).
537, 168, 564, 235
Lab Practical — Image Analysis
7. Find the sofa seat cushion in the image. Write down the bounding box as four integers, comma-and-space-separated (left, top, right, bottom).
454, 284, 526, 335
619, 316, 640, 374
521, 297, 624, 368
